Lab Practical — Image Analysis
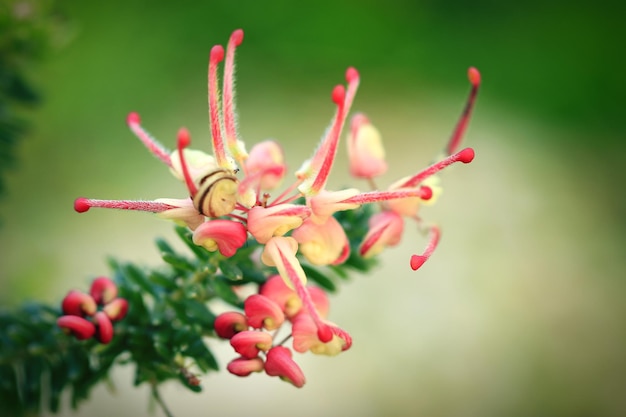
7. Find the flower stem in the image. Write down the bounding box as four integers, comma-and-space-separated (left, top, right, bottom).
151, 382, 174, 417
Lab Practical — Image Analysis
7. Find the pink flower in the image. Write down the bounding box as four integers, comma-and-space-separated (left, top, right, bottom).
291, 216, 350, 266
259, 275, 303, 318
247, 204, 310, 244
243, 294, 285, 330
264, 346, 306, 388
347, 113, 387, 179
191, 219, 247, 257
359, 211, 404, 258
244, 140, 287, 190
230, 330, 273, 359
291, 313, 347, 356
214, 311, 248, 339
227, 357, 265, 377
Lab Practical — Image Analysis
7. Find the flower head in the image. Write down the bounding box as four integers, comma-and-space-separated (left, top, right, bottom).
71, 29, 480, 386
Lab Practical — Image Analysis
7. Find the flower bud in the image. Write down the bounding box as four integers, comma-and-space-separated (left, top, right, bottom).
103, 298, 129, 321
347, 113, 387, 178
214, 311, 248, 339
61, 290, 97, 317
57, 315, 96, 340
227, 357, 265, 377
94, 311, 114, 344
244, 294, 285, 330
230, 330, 273, 359
264, 346, 306, 388
90, 277, 118, 305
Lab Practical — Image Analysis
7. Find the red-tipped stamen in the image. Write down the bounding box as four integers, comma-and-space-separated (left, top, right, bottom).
341, 185, 432, 205
399, 148, 475, 188
74, 197, 175, 213
410, 225, 441, 271
277, 249, 349, 348
176, 128, 198, 196
126, 112, 172, 166
306, 69, 360, 194
343, 67, 360, 119
209, 44, 228, 167
300, 85, 346, 195
223, 29, 244, 163
446, 67, 481, 155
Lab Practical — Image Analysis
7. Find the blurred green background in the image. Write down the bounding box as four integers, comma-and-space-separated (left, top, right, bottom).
1, 1, 625, 416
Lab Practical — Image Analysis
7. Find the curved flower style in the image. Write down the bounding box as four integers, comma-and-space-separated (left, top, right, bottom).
72, 29, 479, 386
57, 277, 128, 344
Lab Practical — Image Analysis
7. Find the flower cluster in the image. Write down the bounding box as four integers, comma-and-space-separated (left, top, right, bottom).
72, 29, 479, 385
57, 277, 128, 344
214, 275, 344, 387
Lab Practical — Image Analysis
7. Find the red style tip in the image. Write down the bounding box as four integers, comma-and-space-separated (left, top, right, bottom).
468, 67, 481, 86
210, 45, 225, 63
177, 128, 191, 148
332, 85, 346, 106
457, 147, 475, 163
420, 185, 433, 201
126, 112, 140, 126
346, 67, 359, 83
230, 29, 244, 46
74, 197, 90, 213
410, 255, 427, 271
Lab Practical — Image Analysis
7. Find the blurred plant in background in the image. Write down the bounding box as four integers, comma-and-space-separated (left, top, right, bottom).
0, 0, 68, 205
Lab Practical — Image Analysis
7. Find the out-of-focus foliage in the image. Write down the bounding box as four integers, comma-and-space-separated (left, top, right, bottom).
0, 0, 67, 202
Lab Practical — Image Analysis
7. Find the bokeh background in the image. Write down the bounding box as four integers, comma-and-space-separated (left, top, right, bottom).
1, 1, 625, 416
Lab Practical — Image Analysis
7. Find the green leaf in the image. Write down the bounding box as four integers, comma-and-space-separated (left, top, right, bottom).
183, 339, 219, 372
124, 264, 158, 297
162, 252, 195, 272
212, 278, 241, 307
218, 259, 243, 281
182, 299, 215, 327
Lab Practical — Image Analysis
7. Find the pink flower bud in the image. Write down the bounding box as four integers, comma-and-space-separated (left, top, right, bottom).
264, 346, 306, 388
57, 315, 96, 340
192, 219, 247, 257
244, 294, 285, 330
103, 298, 129, 321
214, 311, 249, 339
247, 204, 310, 244
359, 211, 404, 258
347, 113, 387, 178
90, 277, 117, 305
245, 140, 286, 190
260, 275, 302, 318
227, 356, 265, 377
61, 290, 97, 317
230, 330, 273, 359
94, 311, 114, 344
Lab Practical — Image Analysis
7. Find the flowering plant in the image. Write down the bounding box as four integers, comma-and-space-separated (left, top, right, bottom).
0, 29, 479, 416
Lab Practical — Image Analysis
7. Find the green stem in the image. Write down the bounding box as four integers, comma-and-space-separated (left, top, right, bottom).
151, 382, 174, 417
